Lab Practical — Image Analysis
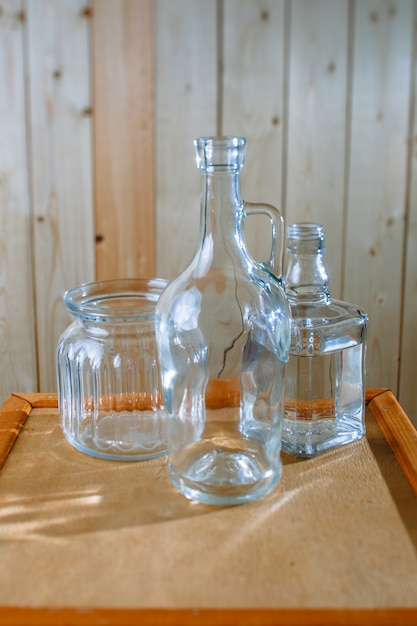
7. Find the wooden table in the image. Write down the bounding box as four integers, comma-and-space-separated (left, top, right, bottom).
0, 389, 416, 625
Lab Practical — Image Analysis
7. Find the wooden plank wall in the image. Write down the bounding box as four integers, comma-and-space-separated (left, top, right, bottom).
27, 0, 95, 391
0, 0, 37, 397
93, 0, 154, 280
1, 0, 416, 426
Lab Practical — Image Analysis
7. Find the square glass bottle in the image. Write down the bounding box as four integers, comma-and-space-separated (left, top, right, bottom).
283, 222, 368, 457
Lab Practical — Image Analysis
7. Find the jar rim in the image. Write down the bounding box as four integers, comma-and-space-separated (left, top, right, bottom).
63, 278, 168, 321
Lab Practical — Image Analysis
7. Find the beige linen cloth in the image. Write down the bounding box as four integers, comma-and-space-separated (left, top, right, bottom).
0, 403, 416, 609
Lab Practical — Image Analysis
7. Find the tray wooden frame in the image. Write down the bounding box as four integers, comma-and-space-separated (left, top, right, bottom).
0, 389, 416, 626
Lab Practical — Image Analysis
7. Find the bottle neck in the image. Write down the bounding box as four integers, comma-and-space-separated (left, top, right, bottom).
284, 223, 330, 305
197, 167, 245, 265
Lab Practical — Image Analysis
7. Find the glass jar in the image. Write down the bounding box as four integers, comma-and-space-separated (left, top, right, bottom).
155, 136, 291, 505
56, 278, 168, 461
283, 222, 367, 457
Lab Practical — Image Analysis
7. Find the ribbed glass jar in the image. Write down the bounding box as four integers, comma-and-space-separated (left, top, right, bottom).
56, 278, 168, 461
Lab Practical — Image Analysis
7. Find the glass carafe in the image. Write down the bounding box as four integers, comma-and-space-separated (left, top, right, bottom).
283, 222, 367, 457
155, 136, 290, 505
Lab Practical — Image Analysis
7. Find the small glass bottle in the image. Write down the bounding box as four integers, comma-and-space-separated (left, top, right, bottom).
155, 136, 290, 505
283, 222, 367, 457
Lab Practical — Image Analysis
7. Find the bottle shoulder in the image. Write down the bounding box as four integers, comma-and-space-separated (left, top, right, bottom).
288, 299, 367, 354
289, 298, 368, 328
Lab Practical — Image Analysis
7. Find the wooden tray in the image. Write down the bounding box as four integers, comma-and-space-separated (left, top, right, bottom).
0, 389, 416, 626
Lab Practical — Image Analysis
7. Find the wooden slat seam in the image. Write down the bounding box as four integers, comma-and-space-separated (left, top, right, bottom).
365, 388, 391, 404
11, 392, 58, 408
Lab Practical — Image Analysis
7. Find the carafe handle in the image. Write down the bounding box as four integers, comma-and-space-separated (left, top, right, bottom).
244, 202, 284, 281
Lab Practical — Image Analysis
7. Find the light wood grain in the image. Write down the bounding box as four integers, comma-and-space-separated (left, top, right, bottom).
1, 0, 417, 428
222, 0, 286, 268
0, 394, 31, 469
398, 0, 417, 426
154, 0, 217, 280
27, 0, 95, 392
0, 607, 416, 626
11, 392, 58, 408
93, 0, 154, 280
369, 389, 417, 496
344, 0, 413, 392
0, 0, 37, 404
285, 0, 349, 297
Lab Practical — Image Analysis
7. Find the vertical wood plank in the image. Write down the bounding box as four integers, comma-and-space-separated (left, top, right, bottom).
154, 0, 217, 280
222, 0, 286, 269
0, 0, 37, 402
285, 0, 349, 295
344, 0, 413, 392
399, 1, 417, 426
27, 0, 95, 392
93, 0, 154, 280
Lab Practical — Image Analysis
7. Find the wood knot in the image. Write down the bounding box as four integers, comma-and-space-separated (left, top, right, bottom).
81, 6, 92, 18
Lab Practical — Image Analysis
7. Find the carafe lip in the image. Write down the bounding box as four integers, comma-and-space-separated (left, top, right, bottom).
63, 277, 168, 322
195, 136, 246, 170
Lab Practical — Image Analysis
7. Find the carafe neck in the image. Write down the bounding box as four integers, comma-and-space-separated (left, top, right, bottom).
194, 137, 246, 266
202, 167, 243, 228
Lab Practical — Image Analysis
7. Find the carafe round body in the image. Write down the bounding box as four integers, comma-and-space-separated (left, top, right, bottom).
155, 137, 290, 505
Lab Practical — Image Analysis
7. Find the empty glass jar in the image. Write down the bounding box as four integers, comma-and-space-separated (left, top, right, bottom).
56, 278, 168, 461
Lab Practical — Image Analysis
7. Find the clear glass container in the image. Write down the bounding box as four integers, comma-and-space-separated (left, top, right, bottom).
283, 222, 367, 457
56, 278, 168, 461
155, 136, 291, 505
